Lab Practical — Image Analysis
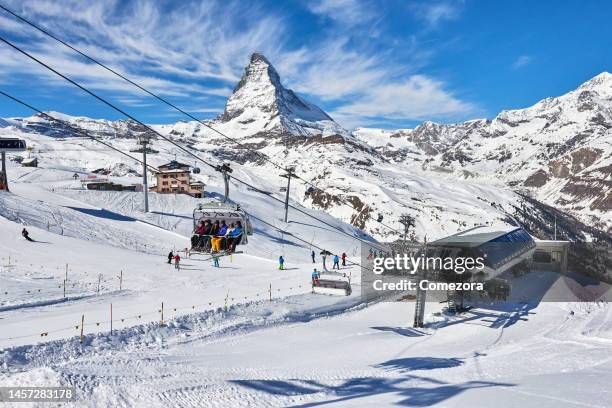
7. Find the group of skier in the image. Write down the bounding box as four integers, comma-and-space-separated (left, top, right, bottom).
310, 250, 347, 268
168, 249, 221, 269
191, 219, 243, 254
167, 251, 181, 269
165, 246, 350, 277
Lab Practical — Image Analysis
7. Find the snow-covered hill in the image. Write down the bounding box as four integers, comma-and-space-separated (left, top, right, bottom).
355, 72, 612, 233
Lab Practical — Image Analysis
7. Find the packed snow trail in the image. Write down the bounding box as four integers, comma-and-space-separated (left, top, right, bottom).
2, 297, 611, 407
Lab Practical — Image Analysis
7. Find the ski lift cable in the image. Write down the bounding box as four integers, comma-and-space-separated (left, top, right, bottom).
244, 211, 369, 271
0, 35, 386, 249
0, 3, 403, 237
2, 91, 373, 270
0, 89, 384, 263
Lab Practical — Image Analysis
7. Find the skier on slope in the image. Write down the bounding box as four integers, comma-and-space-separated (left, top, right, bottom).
278, 256, 285, 270
341, 252, 347, 267
311, 268, 320, 285
22, 228, 34, 242
311, 250, 316, 263
333, 254, 340, 270
167, 250, 174, 264
174, 253, 181, 270
212, 252, 220, 268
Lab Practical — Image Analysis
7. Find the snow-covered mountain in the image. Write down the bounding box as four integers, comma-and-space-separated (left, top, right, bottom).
355, 72, 612, 233
1, 55, 609, 240
220, 52, 347, 138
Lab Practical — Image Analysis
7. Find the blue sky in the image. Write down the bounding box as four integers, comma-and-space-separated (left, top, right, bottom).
0, 0, 610, 129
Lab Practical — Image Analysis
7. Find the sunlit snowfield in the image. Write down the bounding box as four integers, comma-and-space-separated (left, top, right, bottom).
0, 146, 610, 407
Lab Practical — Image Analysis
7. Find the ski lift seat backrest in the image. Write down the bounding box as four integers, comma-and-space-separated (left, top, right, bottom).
0, 138, 27, 152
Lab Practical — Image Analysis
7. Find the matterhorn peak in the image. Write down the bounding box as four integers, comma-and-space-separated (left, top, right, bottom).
219, 52, 346, 137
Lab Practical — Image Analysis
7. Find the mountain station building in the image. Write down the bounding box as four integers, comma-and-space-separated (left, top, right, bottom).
151, 160, 204, 198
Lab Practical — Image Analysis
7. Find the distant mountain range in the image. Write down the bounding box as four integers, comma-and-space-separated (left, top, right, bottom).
354, 72, 611, 233
2, 54, 609, 239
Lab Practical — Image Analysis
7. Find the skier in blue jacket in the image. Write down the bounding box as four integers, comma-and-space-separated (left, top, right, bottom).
333, 254, 340, 270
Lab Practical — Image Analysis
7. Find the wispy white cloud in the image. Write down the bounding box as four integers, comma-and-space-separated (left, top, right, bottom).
308, 0, 377, 25
410, 1, 463, 28
332, 74, 475, 128
0, 0, 287, 96
0, 0, 475, 127
512, 55, 533, 69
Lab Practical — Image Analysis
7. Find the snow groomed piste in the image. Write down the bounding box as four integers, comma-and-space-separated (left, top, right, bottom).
0, 2, 611, 406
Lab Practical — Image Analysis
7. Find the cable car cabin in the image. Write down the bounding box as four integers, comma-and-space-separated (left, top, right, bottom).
312, 271, 352, 296
0, 138, 27, 152
191, 200, 253, 254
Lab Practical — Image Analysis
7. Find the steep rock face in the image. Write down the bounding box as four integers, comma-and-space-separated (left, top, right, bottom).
355, 72, 612, 232
218, 53, 346, 138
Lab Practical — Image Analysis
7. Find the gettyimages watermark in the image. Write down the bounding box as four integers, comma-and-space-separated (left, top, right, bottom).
360, 240, 611, 303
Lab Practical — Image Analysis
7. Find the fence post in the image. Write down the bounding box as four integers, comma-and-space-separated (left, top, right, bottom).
269, 283, 272, 301
224, 291, 229, 312
80, 314, 84, 344
97, 274, 101, 294
160, 302, 165, 326
110, 303, 113, 334
63, 279, 66, 298
119, 270, 123, 290
65, 263, 68, 282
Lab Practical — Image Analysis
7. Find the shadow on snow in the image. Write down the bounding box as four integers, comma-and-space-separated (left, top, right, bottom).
232, 373, 513, 407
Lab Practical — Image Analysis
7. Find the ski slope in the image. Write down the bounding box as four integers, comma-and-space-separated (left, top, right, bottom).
0, 135, 611, 407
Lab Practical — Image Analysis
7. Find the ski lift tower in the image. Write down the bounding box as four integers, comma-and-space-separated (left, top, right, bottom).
413, 236, 428, 328
398, 214, 425, 328
399, 214, 416, 242
0, 137, 27, 192
216, 163, 233, 203
280, 166, 296, 223
132, 134, 154, 213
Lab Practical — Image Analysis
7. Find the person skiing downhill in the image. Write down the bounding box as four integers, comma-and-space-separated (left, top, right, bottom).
333, 254, 340, 270
279, 256, 285, 270
167, 251, 174, 264
212, 252, 220, 268
174, 254, 181, 270
22, 228, 34, 242
341, 252, 347, 266
311, 250, 316, 263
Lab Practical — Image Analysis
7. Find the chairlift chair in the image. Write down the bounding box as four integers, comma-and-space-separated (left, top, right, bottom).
192, 162, 201, 174
0, 138, 27, 152
191, 199, 253, 254
312, 271, 352, 296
